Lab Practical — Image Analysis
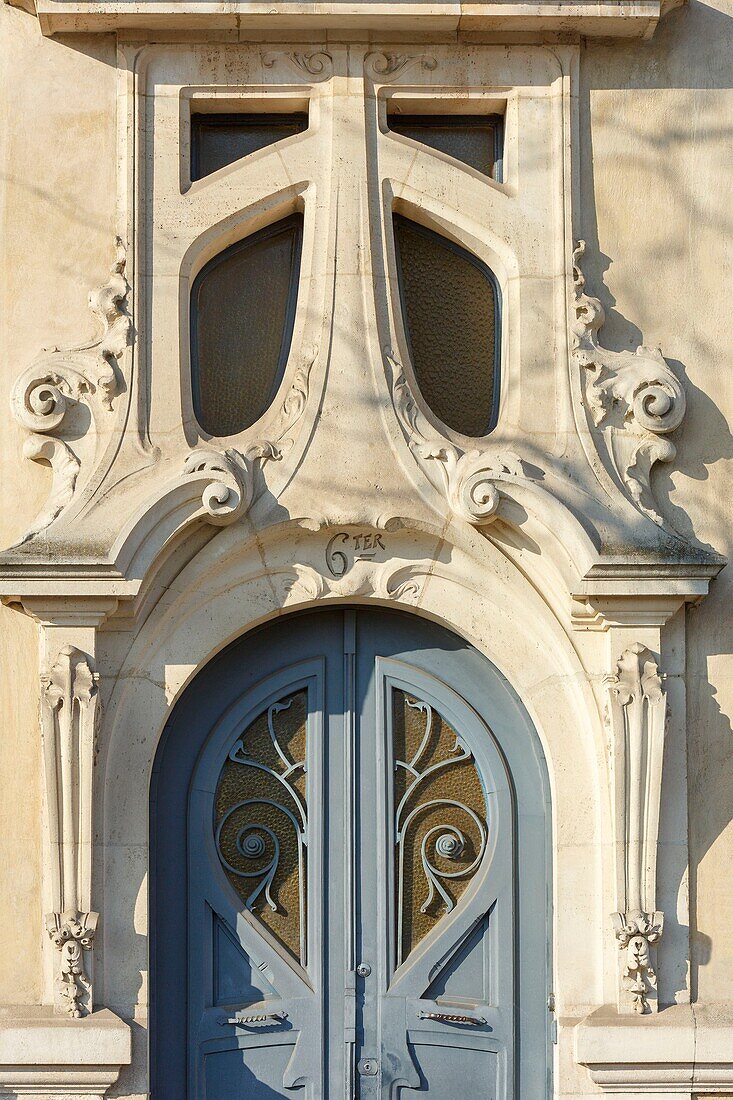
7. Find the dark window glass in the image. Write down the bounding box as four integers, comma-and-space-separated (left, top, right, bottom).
191, 113, 308, 181
393, 215, 500, 437
191, 215, 303, 437
387, 114, 503, 180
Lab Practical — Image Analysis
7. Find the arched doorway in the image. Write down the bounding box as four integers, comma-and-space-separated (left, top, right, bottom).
151, 607, 551, 1098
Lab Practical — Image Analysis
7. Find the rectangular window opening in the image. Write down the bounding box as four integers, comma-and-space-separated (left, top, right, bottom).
387, 112, 504, 181
191, 111, 309, 181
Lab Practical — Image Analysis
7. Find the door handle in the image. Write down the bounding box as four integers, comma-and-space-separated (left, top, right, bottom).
218, 1011, 289, 1027
417, 1010, 486, 1026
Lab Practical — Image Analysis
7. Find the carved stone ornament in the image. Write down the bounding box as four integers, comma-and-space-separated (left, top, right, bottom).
605, 643, 667, 1013
40, 646, 100, 1016
290, 560, 423, 603
46, 910, 99, 1019
261, 50, 333, 78
386, 348, 526, 526
572, 241, 686, 527
364, 52, 437, 80
182, 353, 315, 526
10, 238, 131, 544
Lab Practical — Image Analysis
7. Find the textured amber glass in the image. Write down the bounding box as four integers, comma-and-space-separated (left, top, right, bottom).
388, 114, 502, 179
215, 690, 308, 963
191, 214, 303, 437
393, 689, 488, 965
393, 215, 500, 437
191, 113, 308, 181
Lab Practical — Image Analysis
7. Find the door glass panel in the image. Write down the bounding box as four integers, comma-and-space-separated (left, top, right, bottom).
393, 688, 489, 965
190, 214, 303, 437
191, 112, 308, 181
387, 114, 503, 179
214, 689, 308, 964
393, 215, 500, 437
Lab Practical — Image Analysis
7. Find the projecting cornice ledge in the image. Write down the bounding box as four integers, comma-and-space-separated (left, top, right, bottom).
575, 1005, 733, 1093
2, 0, 686, 38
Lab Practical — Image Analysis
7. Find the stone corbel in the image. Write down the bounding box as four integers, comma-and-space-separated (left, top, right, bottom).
572, 240, 686, 528
22, 598, 118, 1018
9, 239, 131, 545
606, 642, 667, 1014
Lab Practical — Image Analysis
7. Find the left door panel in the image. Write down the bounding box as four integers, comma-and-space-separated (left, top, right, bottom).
151, 613, 346, 1100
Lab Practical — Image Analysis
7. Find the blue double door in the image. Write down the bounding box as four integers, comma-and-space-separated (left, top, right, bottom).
151, 608, 550, 1099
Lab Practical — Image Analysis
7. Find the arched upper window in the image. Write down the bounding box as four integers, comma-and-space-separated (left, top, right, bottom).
393, 215, 501, 438
190, 214, 303, 437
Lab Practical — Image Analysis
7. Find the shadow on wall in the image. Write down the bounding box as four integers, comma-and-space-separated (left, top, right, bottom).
579, 0, 733, 1003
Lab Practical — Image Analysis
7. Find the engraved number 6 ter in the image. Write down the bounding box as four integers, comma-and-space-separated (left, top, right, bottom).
325, 531, 349, 578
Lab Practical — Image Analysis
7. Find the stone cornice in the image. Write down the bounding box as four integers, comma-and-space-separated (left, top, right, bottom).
3, 0, 685, 38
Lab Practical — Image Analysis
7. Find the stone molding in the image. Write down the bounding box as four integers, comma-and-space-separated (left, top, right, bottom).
575, 1004, 733, 1094
2, 0, 685, 38
0, 1007, 131, 1099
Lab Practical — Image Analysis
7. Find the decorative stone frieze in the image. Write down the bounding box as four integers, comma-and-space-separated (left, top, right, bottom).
572, 240, 686, 528
605, 643, 667, 1014
40, 645, 100, 1017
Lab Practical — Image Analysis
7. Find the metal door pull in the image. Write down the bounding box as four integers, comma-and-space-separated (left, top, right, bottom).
417, 1010, 486, 1026
218, 1011, 289, 1026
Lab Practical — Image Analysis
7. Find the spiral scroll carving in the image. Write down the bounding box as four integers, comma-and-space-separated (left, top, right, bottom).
572, 240, 686, 526
9, 238, 131, 542
182, 350, 317, 528
386, 348, 525, 527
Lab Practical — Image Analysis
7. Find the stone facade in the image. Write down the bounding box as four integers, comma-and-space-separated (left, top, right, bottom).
0, 1, 732, 1096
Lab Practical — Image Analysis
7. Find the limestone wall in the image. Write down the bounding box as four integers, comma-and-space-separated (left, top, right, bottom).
0, 0, 731, 1016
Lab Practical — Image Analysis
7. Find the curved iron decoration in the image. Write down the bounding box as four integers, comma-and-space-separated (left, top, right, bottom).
395, 697, 488, 965
217, 697, 308, 963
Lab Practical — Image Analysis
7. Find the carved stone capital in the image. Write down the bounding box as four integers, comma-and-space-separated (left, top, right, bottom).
572, 240, 686, 528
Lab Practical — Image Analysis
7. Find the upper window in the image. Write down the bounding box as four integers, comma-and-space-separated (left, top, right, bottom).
388, 114, 503, 180
190, 214, 303, 437
191, 112, 308, 181
393, 215, 501, 438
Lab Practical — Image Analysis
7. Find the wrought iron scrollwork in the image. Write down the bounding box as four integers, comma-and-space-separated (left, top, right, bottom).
215, 693, 308, 964
394, 694, 488, 965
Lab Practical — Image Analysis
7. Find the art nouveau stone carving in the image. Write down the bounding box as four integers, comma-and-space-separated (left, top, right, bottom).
572, 241, 686, 527
181, 353, 316, 527
606, 643, 667, 1013
386, 349, 526, 526
262, 50, 333, 78
40, 646, 100, 1016
10, 238, 131, 544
